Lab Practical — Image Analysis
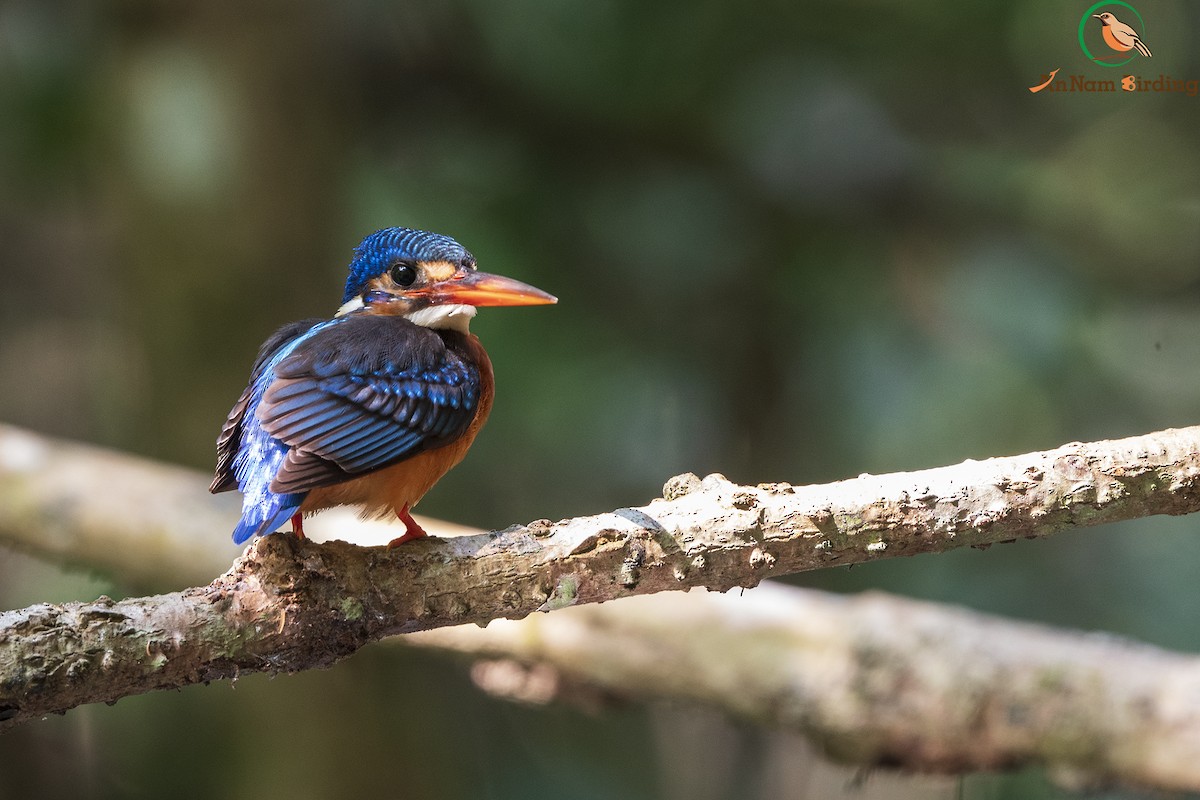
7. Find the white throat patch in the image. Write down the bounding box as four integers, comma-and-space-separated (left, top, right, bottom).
335, 297, 364, 317
335, 296, 476, 334
405, 303, 477, 333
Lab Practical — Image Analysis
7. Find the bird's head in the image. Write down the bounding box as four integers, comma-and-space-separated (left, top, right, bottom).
1094, 12, 1115, 24
338, 227, 556, 332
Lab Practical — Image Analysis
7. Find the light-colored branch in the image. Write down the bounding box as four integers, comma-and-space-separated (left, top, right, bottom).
5, 422, 1200, 589
411, 584, 1200, 792
4, 423, 1200, 791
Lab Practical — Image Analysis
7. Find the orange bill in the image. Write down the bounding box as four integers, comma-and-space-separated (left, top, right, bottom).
425, 270, 557, 307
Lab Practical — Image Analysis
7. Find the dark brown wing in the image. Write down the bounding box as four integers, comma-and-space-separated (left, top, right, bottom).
254, 316, 482, 494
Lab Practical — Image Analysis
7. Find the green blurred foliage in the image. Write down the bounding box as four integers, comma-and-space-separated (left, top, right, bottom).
2, 1, 1199, 797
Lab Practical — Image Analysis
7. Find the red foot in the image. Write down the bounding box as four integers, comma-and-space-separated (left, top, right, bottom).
290, 512, 306, 540
387, 504, 428, 548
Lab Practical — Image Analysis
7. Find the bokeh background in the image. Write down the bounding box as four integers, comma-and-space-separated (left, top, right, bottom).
3, 1, 1200, 798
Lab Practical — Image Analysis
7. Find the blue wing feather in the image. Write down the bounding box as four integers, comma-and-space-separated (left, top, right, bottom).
225, 320, 338, 542
211, 318, 326, 495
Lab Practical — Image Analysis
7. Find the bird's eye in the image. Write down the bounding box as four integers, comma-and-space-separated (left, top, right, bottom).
390, 261, 418, 287
460, 256, 476, 271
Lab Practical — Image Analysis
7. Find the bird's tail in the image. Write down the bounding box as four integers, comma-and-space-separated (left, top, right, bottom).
231, 498, 302, 545
1135, 39, 1152, 57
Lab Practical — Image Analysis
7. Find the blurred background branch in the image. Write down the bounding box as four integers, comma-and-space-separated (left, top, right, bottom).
415, 587, 1200, 794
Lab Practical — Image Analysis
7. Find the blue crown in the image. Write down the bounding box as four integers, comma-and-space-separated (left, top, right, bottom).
343, 227, 472, 303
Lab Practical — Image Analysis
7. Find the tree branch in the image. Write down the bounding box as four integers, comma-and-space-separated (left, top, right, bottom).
410, 585, 1200, 791
5, 423, 1200, 591
3, 423, 1200, 790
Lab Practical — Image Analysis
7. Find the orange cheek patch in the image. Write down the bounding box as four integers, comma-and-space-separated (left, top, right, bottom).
420, 260, 459, 282
364, 275, 394, 293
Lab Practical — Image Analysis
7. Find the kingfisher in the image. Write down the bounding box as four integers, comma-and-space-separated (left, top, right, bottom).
210, 227, 556, 547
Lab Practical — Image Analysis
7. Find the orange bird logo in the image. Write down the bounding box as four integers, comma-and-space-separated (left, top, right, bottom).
1093, 11, 1152, 57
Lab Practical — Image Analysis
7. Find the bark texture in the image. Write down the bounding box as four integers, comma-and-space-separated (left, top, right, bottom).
5, 423, 1200, 593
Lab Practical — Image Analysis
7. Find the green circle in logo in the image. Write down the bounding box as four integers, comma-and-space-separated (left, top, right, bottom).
1078, 0, 1146, 68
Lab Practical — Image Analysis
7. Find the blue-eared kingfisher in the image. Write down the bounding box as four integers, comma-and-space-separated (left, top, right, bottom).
210, 227, 556, 547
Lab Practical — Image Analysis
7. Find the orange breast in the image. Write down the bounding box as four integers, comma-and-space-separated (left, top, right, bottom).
1102, 27, 1133, 52
300, 333, 495, 519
